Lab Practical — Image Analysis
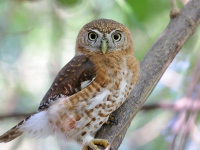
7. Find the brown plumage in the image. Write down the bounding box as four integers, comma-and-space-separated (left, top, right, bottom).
39, 55, 96, 110
0, 19, 139, 150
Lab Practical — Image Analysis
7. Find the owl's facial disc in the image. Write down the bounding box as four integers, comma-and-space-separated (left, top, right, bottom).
85, 29, 124, 54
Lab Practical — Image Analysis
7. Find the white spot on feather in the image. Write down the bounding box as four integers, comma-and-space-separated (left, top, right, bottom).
81, 80, 91, 89
81, 77, 95, 89
87, 89, 111, 109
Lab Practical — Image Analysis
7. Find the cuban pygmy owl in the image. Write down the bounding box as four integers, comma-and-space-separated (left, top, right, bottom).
0, 19, 139, 150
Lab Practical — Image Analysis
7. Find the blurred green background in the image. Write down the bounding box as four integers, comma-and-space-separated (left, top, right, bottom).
0, 0, 200, 150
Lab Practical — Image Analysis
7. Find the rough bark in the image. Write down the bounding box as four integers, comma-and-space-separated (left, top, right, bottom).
95, 0, 200, 149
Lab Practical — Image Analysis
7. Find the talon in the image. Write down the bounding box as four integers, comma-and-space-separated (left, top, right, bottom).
82, 139, 109, 150
104, 114, 118, 126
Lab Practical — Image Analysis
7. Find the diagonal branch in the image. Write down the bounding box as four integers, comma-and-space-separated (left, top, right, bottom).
95, 0, 200, 149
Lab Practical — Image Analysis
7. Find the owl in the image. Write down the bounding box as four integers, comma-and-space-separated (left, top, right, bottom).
0, 19, 139, 150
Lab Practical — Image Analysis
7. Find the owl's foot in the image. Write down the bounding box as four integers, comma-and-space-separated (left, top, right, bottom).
170, 0, 180, 18
104, 114, 118, 126
82, 139, 109, 150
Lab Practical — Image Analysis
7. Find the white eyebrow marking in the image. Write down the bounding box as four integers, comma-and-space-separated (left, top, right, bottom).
88, 29, 102, 35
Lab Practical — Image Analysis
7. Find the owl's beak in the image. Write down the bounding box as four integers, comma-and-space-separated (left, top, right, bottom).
101, 40, 108, 54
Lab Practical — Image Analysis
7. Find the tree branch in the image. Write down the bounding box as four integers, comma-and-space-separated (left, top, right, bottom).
95, 0, 200, 149
0, 113, 31, 120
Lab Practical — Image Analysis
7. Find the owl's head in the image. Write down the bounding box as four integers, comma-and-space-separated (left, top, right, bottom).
76, 19, 134, 55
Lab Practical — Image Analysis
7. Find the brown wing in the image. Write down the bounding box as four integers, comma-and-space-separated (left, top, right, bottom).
0, 55, 96, 142
39, 55, 96, 110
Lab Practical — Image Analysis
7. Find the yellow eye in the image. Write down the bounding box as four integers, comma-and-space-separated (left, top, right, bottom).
88, 32, 98, 41
112, 33, 121, 41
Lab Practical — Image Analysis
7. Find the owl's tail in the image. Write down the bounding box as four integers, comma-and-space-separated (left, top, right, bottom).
0, 119, 26, 143
0, 111, 50, 143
